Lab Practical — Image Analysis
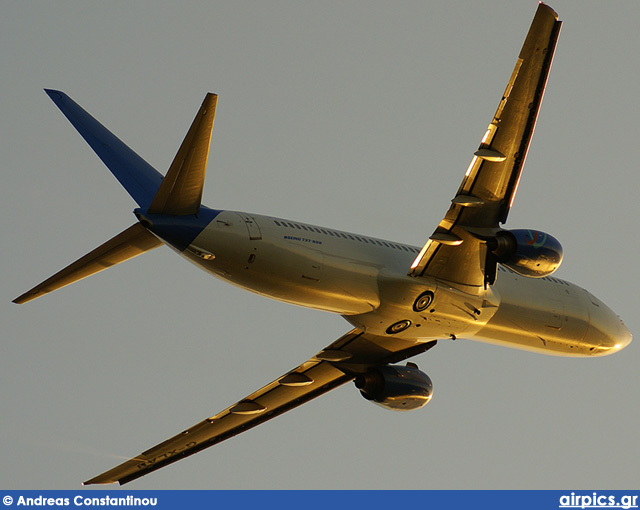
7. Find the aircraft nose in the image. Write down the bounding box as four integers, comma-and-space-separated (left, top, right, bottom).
584, 290, 632, 356
613, 318, 632, 351
591, 312, 632, 356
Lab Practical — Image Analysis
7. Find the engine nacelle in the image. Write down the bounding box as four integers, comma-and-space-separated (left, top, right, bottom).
491, 229, 563, 278
354, 364, 433, 411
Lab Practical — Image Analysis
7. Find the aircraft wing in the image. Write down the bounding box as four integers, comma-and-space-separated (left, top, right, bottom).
84, 329, 436, 485
409, 3, 561, 288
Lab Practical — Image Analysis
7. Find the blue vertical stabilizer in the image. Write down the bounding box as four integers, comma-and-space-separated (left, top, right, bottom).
44, 89, 164, 207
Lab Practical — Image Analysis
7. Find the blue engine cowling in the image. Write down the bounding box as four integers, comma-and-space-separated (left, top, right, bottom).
354, 364, 433, 411
492, 229, 563, 278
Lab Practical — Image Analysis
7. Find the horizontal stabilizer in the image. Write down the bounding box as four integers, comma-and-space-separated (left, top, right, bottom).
13, 223, 162, 304
148, 93, 218, 215
44, 90, 164, 207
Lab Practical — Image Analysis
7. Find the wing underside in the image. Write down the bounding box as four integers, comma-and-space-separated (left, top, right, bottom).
409, 4, 561, 288
84, 330, 436, 485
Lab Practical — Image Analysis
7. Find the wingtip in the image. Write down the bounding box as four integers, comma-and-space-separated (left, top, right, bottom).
82, 477, 118, 486
12, 289, 40, 305
538, 2, 559, 20
12, 294, 32, 305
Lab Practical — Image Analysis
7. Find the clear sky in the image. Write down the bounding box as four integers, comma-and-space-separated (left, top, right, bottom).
3, 1, 638, 489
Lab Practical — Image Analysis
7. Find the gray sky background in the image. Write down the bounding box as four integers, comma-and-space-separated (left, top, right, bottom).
3, 1, 639, 490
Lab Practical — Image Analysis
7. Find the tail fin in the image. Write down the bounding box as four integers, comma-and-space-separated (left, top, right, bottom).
14, 92, 217, 304
13, 224, 161, 304
44, 90, 164, 207
147, 93, 217, 215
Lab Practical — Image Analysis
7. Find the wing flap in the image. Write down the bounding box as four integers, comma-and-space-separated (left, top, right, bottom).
83, 330, 437, 485
13, 223, 162, 304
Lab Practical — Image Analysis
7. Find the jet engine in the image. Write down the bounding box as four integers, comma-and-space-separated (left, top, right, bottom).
354, 363, 433, 411
490, 229, 563, 278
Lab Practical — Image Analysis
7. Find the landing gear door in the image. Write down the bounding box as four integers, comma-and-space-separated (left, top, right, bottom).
235, 213, 262, 240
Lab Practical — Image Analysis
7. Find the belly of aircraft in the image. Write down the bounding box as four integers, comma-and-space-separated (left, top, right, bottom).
179, 211, 381, 314
176, 212, 619, 357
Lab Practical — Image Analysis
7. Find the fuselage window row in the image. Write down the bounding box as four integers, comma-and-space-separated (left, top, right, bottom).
272, 219, 419, 253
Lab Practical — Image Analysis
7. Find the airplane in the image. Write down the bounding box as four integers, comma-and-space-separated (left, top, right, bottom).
13, 3, 631, 485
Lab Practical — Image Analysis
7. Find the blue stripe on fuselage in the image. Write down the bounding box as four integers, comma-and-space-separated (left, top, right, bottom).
134, 206, 222, 251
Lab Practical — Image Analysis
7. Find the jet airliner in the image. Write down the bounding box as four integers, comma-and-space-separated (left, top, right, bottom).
13, 4, 631, 485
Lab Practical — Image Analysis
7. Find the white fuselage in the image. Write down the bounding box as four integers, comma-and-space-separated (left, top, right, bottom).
165, 210, 630, 358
